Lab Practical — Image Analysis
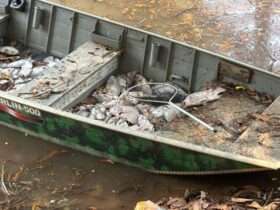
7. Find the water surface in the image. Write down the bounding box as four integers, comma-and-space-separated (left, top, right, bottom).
49, 0, 280, 72
0, 126, 279, 209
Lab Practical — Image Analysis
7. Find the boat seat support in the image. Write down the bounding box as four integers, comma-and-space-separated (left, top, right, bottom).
92, 20, 124, 50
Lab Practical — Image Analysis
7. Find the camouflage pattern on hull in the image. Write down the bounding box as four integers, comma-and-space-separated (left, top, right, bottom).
0, 96, 258, 175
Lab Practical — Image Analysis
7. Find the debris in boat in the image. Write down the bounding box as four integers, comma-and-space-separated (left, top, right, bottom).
134, 74, 153, 95
0, 78, 13, 91
0, 49, 63, 92
183, 87, 226, 107
19, 75, 69, 99
72, 72, 187, 132
135, 115, 154, 131
73, 73, 221, 132
152, 105, 180, 122
106, 75, 122, 96
0, 46, 19, 56
151, 83, 187, 102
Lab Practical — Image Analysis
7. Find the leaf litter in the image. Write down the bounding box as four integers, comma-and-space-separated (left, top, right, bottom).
0, 150, 99, 210
135, 186, 280, 210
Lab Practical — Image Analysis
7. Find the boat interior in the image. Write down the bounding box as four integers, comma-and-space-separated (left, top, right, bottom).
0, 0, 280, 167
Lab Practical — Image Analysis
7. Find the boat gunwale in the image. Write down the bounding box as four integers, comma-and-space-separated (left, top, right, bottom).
34, 0, 280, 80
0, 90, 279, 170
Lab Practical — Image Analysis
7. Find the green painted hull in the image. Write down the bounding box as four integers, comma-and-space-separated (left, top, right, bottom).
0, 94, 261, 175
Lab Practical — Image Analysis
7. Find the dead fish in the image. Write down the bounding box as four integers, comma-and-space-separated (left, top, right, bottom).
109, 105, 140, 124
163, 105, 180, 122
117, 75, 128, 91
109, 105, 122, 116
0, 46, 19, 56
11, 68, 21, 79
77, 110, 90, 118
151, 83, 187, 103
151, 106, 166, 118
90, 106, 106, 121
151, 105, 180, 122
106, 76, 122, 96
103, 99, 118, 109
137, 115, 154, 132
107, 116, 119, 125
32, 66, 47, 77
44, 56, 62, 68
184, 87, 226, 107
79, 106, 88, 111
128, 91, 145, 98
125, 91, 146, 105
19, 60, 33, 78
0, 59, 29, 68
120, 107, 139, 124
126, 71, 137, 86
89, 108, 97, 120
14, 78, 32, 85
0, 79, 13, 91
135, 74, 152, 95
136, 104, 152, 117
96, 112, 106, 120
116, 119, 129, 128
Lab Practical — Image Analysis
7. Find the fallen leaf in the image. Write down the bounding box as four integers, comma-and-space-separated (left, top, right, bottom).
231, 197, 254, 203
11, 166, 24, 182
37, 150, 67, 163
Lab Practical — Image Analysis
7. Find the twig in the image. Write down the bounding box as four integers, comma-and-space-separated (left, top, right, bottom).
1, 163, 10, 196
0, 56, 20, 62
173, 5, 195, 17
135, 18, 146, 27
264, 188, 274, 206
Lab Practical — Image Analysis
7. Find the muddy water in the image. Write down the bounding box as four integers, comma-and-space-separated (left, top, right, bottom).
0, 125, 280, 209
49, 0, 280, 72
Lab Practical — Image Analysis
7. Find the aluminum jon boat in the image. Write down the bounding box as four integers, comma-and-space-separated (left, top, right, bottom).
0, 0, 280, 175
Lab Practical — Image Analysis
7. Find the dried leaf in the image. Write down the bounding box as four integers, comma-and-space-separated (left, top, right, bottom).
37, 150, 67, 163
11, 166, 24, 182
231, 197, 254, 203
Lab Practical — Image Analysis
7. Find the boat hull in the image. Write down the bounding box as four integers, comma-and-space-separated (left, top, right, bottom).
0, 94, 261, 175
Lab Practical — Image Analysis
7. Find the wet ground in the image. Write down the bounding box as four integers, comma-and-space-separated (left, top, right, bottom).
1, 125, 280, 209
48, 0, 280, 73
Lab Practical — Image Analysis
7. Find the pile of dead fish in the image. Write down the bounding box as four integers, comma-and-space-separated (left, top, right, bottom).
73, 72, 226, 132
135, 186, 280, 210
0, 46, 62, 92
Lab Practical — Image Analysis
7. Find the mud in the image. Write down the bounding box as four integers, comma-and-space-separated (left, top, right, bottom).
49, 0, 280, 72
0, 125, 280, 209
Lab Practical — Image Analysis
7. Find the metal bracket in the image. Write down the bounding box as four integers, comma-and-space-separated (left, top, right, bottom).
92, 20, 124, 50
